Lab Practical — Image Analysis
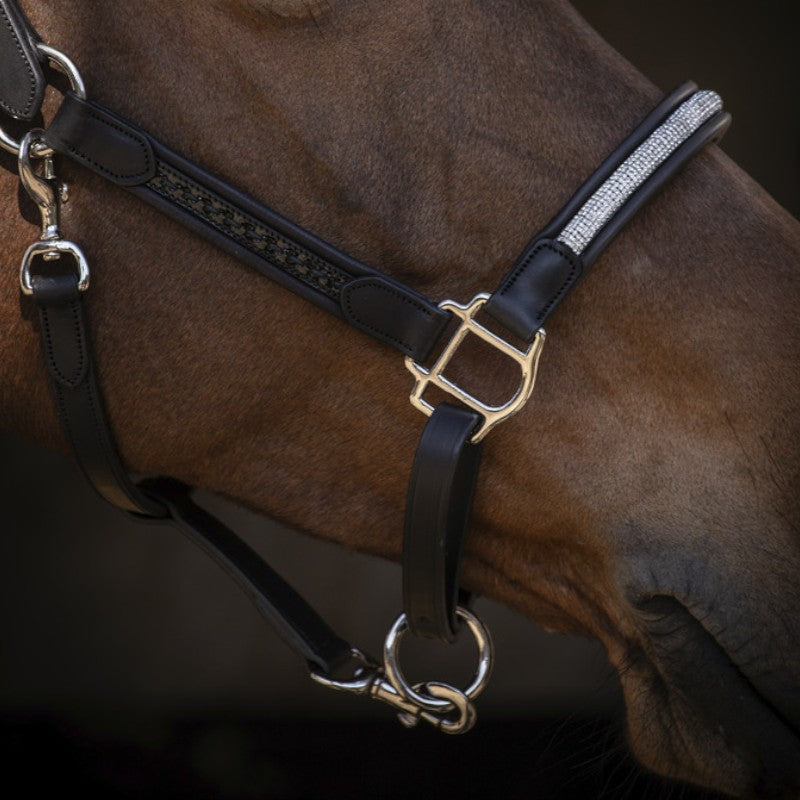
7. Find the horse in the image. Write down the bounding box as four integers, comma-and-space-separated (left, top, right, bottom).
1, 1, 798, 797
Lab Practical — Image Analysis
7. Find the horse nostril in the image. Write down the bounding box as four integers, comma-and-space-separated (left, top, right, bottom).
633, 595, 706, 662
626, 592, 800, 795
635, 594, 688, 627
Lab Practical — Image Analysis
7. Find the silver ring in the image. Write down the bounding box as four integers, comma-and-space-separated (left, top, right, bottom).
382, 606, 493, 712
0, 42, 87, 156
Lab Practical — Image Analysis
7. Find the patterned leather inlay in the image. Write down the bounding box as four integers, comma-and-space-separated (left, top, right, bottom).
149, 163, 350, 299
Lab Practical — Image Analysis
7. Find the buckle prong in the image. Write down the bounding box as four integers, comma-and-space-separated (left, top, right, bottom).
405, 293, 545, 442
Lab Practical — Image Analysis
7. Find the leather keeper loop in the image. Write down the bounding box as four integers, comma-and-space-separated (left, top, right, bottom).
44, 92, 156, 185
341, 276, 451, 361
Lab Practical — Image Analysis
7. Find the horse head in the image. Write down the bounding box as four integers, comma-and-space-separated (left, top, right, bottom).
1, 1, 798, 796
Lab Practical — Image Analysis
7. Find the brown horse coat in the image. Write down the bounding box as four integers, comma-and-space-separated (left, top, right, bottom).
1, 1, 798, 796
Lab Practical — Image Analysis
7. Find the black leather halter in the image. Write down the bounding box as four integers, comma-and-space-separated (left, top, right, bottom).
1, 0, 730, 732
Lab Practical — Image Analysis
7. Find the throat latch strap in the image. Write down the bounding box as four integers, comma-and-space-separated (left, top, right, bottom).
140, 478, 355, 675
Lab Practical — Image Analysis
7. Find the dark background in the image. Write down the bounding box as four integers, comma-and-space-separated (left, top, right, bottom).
1, 2, 796, 798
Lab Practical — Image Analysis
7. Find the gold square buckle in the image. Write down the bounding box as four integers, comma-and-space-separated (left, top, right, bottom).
404, 293, 545, 442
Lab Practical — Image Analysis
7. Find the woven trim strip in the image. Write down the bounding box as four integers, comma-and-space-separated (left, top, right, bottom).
557, 90, 723, 255
149, 163, 350, 300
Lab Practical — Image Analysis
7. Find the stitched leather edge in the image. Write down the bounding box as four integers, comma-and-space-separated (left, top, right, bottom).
489, 239, 582, 331
0, 2, 39, 119
62, 107, 154, 183
342, 277, 442, 355
40, 300, 88, 388
531, 242, 581, 324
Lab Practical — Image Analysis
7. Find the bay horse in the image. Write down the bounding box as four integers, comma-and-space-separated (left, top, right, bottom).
1, 0, 798, 797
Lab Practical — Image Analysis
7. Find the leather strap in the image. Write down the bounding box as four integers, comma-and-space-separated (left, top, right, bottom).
31, 270, 167, 517
40, 88, 730, 354
29, 268, 354, 676
403, 404, 483, 642
140, 477, 354, 675
42, 93, 451, 363
8, 32, 731, 675
484, 238, 582, 343
0, 0, 43, 121
485, 82, 731, 342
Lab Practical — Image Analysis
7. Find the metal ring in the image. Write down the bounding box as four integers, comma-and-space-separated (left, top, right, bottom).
0, 42, 87, 156
382, 606, 493, 712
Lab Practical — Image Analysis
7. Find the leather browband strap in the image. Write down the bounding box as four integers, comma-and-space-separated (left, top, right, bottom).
0, 0, 43, 122
42, 94, 450, 363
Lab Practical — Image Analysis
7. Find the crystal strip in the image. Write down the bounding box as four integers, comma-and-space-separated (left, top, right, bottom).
556, 90, 722, 255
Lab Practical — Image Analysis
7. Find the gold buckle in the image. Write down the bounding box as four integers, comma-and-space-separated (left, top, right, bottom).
405, 293, 545, 442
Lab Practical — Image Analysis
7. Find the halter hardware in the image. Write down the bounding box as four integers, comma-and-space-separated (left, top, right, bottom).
17, 128, 89, 294
311, 607, 493, 734
405, 293, 546, 442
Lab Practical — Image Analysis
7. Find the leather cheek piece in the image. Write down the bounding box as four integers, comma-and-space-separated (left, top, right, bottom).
0, 0, 44, 121
484, 238, 583, 342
